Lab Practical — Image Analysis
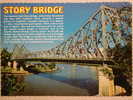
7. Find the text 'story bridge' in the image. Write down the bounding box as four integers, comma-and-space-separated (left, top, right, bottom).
11, 6, 131, 64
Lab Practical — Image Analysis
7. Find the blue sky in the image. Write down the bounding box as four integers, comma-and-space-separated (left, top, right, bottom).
1, 2, 131, 52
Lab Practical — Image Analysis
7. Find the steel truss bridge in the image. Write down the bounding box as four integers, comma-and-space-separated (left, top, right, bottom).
11, 5, 131, 64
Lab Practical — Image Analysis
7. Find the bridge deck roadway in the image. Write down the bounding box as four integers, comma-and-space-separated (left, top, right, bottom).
11, 58, 114, 65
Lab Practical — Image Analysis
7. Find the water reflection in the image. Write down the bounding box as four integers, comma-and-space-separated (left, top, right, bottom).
25, 64, 98, 95
1, 63, 98, 96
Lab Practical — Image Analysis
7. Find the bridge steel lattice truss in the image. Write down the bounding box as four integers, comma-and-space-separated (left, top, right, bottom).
11, 6, 131, 61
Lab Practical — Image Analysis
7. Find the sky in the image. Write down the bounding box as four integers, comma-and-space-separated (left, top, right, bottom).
1, 2, 131, 52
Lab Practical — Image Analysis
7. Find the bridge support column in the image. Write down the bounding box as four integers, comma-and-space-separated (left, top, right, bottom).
8, 61, 12, 67
20, 67, 24, 71
13, 61, 18, 70
98, 65, 115, 96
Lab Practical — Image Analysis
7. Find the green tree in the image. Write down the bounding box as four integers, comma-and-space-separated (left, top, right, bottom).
1, 48, 11, 66
107, 34, 132, 96
106, 6, 132, 95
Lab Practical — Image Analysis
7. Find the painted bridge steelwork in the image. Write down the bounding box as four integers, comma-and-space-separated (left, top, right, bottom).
11, 6, 131, 64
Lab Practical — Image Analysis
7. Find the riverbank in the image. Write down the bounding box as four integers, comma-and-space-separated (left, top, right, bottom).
1, 67, 30, 74
26, 63, 58, 73
1, 63, 59, 74
2, 70, 30, 74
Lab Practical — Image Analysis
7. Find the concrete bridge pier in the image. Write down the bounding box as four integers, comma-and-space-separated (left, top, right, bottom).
8, 61, 12, 67
98, 65, 115, 96
12, 61, 18, 70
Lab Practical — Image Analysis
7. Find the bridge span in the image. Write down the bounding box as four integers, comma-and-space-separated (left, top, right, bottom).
8, 5, 131, 96
11, 58, 114, 65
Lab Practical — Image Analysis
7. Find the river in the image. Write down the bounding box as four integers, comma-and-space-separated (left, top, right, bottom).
2, 64, 99, 96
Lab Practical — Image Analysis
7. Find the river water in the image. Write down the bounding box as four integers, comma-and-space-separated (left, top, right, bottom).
6, 64, 99, 96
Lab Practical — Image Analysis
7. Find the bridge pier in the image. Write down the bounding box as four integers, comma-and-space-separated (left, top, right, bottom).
8, 61, 12, 67
13, 61, 18, 70
98, 65, 115, 96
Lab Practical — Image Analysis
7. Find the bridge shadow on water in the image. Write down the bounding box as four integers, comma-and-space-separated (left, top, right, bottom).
36, 71, 98, 96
